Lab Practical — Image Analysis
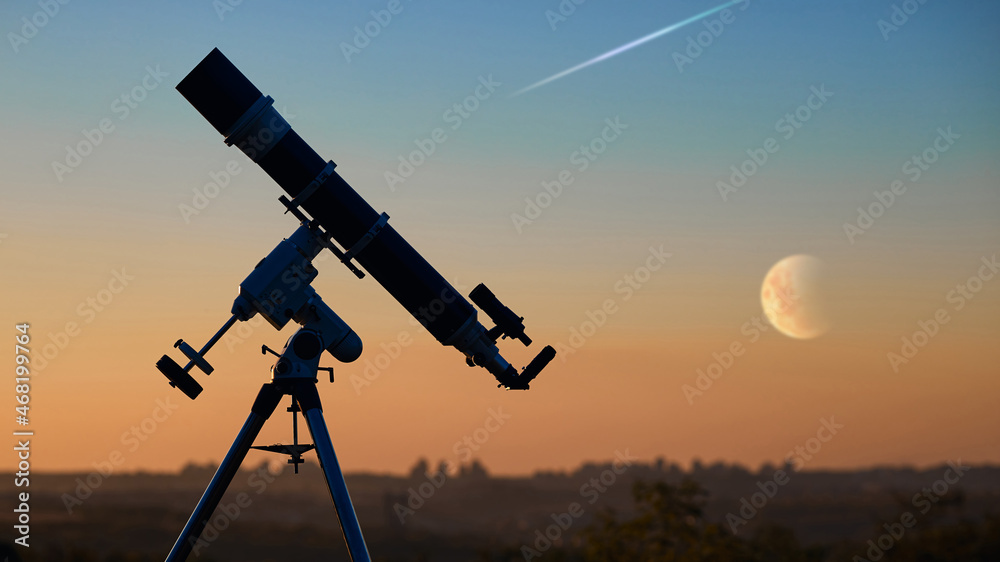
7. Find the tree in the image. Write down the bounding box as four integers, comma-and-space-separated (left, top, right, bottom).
582, 479, 810, 562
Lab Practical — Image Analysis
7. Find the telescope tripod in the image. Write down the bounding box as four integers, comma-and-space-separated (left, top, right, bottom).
166, 364, 370, 561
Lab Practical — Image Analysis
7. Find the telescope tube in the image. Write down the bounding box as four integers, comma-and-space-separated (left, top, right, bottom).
176, 49, 556, 386
177, 49, 474, 344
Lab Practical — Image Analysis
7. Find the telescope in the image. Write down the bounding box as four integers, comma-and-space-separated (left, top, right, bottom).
156, 49, 555, 561
160, 48, 554, 394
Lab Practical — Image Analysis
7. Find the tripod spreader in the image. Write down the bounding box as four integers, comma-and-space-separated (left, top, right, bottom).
252, 400, 315, 474
166, 379, 370, 562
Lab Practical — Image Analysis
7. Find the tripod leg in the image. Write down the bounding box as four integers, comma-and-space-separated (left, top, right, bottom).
166, 384, 283, 562
296, 382, 372, 562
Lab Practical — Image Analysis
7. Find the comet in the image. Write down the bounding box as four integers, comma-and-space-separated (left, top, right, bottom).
511, 0, 744, 97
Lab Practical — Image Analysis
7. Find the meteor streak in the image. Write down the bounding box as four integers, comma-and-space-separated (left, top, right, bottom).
511, 0, 744, 97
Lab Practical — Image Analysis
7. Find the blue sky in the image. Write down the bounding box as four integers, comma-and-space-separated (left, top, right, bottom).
1, 1, 998, 473
4, 0, 997, 233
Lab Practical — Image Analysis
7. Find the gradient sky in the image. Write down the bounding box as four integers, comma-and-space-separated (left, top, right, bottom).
1, 0, 998, 476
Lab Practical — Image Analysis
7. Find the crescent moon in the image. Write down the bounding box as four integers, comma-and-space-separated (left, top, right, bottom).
760, 255, 831, 339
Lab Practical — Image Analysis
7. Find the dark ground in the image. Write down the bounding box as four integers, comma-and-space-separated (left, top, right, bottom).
2, 458, 998, 561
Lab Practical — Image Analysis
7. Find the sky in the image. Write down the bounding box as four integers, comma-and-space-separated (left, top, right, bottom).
0, 0, 998, 477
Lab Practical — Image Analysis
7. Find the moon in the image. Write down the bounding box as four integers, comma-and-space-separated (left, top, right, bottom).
760, 255, 831, 339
